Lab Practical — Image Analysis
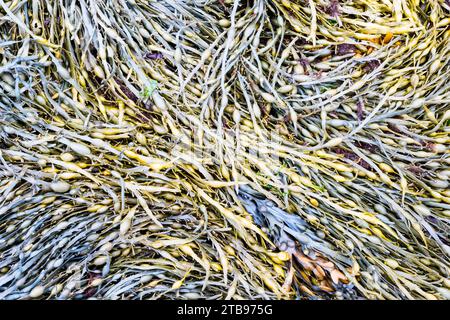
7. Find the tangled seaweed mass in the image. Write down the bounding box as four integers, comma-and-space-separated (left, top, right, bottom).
0, 0, 449, 300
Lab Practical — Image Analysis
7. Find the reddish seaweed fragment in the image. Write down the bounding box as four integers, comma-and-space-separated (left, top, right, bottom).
324, 0, 340, 17
336, 44, 356, 55
363, 60, 381, 72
